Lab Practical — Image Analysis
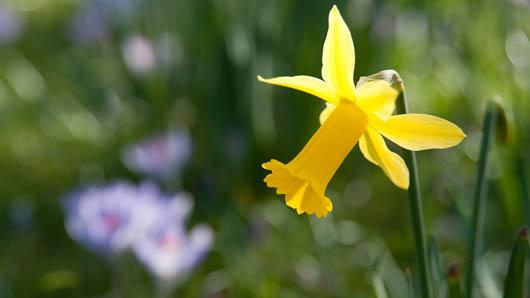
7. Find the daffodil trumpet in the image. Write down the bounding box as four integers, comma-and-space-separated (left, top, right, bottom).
259, 5, 465, 218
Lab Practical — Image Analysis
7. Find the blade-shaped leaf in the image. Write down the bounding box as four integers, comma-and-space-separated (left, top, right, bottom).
447, 264, 464, 298
502, 227, 528, 298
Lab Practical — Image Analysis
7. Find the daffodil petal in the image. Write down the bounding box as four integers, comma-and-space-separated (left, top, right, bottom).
263, 101, 368, 217
356, 80, 398, 120
319, 103, 336, 124
321, 5, 356, 100
263, 160, 333, 218
359, 127, 409, 189
257, 75, 337, 103
371, 114, 466, 151
358, 134, 377, 165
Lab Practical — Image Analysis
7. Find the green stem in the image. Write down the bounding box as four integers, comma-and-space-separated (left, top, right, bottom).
516, 154, 530, 227
156, 286, 172, 298
357, 69, 433, 297
110, 256, 125, 298
406, 268, 415, 298
502, 227, 529, 298
394, 79, 432, 298
429, 236, 444, 298
465, 103, 497, 298
155, 279, 176, 298
447, 264, 465, 298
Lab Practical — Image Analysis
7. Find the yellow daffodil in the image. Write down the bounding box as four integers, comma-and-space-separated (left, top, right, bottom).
258, 5, 465, 218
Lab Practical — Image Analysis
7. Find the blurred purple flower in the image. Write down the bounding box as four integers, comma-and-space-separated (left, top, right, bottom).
66, 4, 106, 44
66, 0, 142, 44
94, 0, 142, 21
122, 130, 192, 179
122, 34, 157, 75
0, 8, 24, 46
133, 196, 213, 284
64, 181, 164, 256
64, 179, 212, 291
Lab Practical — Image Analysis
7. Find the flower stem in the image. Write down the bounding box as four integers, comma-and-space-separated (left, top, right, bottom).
358, 69, 433, 297
429, 236, 445, 298
155, 279, 175, 298
502, 226, 529, 298
405, 268, 415, 298
393, 76, 432, 298
111, 256, 125, 298
465, 102, 497, 298
516, 154, 530, 227
155, 287, 171, 298
447, 264, 464, 298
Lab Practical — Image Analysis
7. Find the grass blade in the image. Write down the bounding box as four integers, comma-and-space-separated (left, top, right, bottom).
502, 227, 529, 298
429, 236, 446, 298
448, 264, 464, 298
516, 155, 530, 227
406, 268, 415, 298
465, 102, 497, 298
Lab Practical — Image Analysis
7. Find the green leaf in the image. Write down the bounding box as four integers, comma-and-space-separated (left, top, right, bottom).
447, 264, 464, 298
466, 101, 498, 298
502, 227, 529, 298
429, 236, 446, 298
406, 268, 415, 298
372, 255, 389, 298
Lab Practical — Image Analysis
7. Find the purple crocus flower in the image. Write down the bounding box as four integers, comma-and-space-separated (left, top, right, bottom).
66, 4, 106, 44
64, 181, 164, 256
122, 34, 157, 75
64, 179, 212, 292
133, 196, 213, 286
122, 130, 192, 179
66, 0, 142, 44
0, 7, 23, 46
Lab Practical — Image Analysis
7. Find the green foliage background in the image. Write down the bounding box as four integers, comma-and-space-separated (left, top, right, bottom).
0, 0, 529, 297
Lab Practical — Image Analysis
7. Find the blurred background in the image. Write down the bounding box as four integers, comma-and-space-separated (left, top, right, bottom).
0, 0, 529, 297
